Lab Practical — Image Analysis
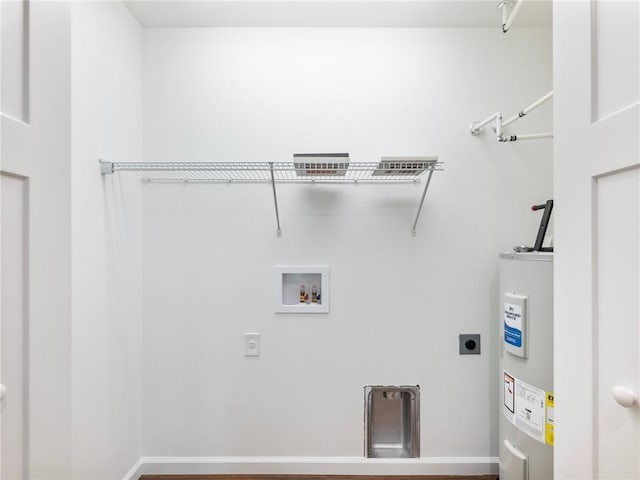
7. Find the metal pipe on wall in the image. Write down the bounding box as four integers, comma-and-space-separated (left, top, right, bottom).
498, 132, 554, 142
470, 90, 553, 141
501, 1, 509, 29
502, 0, 524, 33
470, 112, 500, 135
494, 113, 504, 138
502, 91, 553, 129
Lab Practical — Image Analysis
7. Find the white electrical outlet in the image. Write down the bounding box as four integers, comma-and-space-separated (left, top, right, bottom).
244, 332, 260, 357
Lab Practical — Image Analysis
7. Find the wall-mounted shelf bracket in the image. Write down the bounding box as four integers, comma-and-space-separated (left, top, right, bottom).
268, 162, 282, 236
99, 159, 114, 174
412, 168, 434, 236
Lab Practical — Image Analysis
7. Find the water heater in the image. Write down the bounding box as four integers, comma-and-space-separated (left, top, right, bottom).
499, 252, 553, 480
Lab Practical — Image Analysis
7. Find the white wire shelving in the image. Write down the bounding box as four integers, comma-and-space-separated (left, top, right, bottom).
99, 159, 443, 236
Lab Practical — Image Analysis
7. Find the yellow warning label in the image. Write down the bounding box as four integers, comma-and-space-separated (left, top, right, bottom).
545, 393, 554, 446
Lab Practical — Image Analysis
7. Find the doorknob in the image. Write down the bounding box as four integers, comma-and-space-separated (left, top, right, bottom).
0, 384, 6, 402
612, 385, 637, 408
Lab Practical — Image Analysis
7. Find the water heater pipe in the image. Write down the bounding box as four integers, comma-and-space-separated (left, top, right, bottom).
501, 91, 553, 129
498, 132, 554, 142
470, 112, 501, 136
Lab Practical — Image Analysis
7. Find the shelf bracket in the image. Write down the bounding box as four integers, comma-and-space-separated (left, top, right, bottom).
411, 168, 434, 236
269, 162, 282, 236
99, 159, 114, 175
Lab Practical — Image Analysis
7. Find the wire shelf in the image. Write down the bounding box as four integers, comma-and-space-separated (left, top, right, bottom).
99, 159, 442, 236
101, 160, 442, 183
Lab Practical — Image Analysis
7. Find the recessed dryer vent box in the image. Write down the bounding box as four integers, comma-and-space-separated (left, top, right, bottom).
364, 385, 420, 458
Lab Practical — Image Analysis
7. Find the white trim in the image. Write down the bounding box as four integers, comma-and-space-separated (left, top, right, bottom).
0, 112, 30, 127
122, 458, 145, 480
122, 456, 498, 479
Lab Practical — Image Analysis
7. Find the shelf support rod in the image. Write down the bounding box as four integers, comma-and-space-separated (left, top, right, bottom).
412, 168, 435, 236
269, 162, 282, 236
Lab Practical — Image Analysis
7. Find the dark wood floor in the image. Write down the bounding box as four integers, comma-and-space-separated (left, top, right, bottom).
141, 475, 498, 480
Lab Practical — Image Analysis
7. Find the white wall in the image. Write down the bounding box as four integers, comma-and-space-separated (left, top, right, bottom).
141, 27, 552, 461
70, 2, 143, 478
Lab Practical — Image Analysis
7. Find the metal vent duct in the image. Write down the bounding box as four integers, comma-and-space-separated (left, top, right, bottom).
293, 153, 349, 176
372, 156, 438, 176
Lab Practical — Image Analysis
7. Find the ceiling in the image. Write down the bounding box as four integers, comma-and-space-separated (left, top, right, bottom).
124, 0, 552, 28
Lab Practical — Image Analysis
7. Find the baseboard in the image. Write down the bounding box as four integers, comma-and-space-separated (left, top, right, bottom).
123, 457, 145, 480
122, 456, 499, 479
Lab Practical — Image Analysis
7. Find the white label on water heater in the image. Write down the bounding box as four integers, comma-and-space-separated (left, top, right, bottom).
504, 293, 528, 358
503, 371, 547, 445
503, 371, 516, 422
514, 378, 546, 444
